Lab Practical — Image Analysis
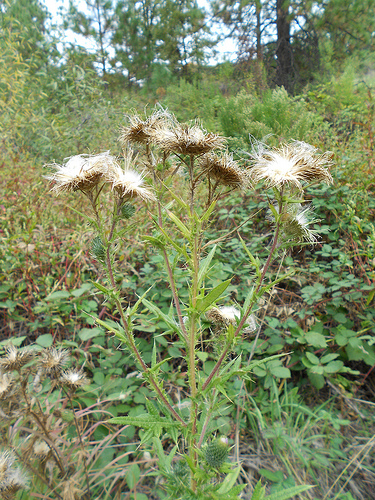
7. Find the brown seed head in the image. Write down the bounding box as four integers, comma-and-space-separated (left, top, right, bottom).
0, 372, 14, 400
45, 151, 116, 194
120, 110, 171, 146
200, 152, 250, 188
152, 121, 225, 156
0, 450, 28, 497
249, 141, 333, 190
105, 150, 155, 201
0, 345, 35, 372
39, 348, 70, 378
59, 370, 89, 390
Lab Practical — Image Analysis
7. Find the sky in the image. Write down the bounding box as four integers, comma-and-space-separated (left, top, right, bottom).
41, 0, 238, 65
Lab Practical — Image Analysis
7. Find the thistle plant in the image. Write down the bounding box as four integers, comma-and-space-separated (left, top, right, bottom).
43, 109, 333, 499
0, 344, 130, 499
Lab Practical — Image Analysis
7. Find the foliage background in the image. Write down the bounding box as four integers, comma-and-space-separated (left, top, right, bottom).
1, 0, 375, 498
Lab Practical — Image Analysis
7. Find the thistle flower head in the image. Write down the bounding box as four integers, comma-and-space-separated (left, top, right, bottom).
39, 348, 70, 378
59, 370, 89, 390
0, 450, 28, 498
0, 345, 35, 372
151, 120, 225, 156
120, 109, 171, 146
269, 203, 321, 243
206, 307, 257, 333
105, 150, 155, 201
204, 436, 230, 468
199, 152, 250, 188
46, 151, 116, 194
248, 141, 333, 190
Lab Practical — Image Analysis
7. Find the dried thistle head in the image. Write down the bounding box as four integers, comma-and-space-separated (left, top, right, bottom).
200, 152, 250, 188
0, 450, 28, 499
0, 345, 35, 372
45, 151, 116, 194
38, 348, 70, 378
105, 150, 155, 201
120, 109, 171, 146
33, 440, 51, 461
0, 372, 15, 401
283, 204, 321, 243
206, 307, 257, 333
59, 370, 89, 391
248, 141, 333, 190
152, 121, 225, 156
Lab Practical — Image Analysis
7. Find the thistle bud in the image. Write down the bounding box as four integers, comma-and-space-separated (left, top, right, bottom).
91, 236, 106, 263
120, 202, 136, 219
204, 436, 229, 468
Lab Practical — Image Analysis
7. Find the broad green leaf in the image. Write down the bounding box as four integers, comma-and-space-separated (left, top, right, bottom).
324, 360, 344, 373
36, 334, 53, 348
305, 331, 327, 348
305, 351, 320, 364
126, 463, 140, 490
250, 480, 266, 500
270, 366, 291, 378
78, 327, 103, 341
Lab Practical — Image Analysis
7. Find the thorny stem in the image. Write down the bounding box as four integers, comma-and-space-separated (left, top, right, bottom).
11, 447, 63, 499
156, 199, 188, 342
18, 372, 67, 476
64, 389, 92, 498
197, 390, 216, 448
202, 207, 283, 392
103, 225, 187, 427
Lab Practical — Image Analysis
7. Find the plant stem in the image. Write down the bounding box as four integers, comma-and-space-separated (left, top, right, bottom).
103, 230, 186, 427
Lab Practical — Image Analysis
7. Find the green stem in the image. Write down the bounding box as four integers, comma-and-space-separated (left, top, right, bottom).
103, 225, 186, 427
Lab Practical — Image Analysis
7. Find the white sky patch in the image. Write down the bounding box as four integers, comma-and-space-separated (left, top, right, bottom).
42, 0, 238, 65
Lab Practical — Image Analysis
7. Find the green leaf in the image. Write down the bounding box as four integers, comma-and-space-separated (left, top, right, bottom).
308, 372, 325, 389
109, 415, 181, 429
305, 331, 327, 348
90, 280, 113, 295
197, 244, 217, 288
324, 360, 344, 373
92, 317, 127, 344
78, 327, 103, 341
270, 366, 291, 379
266, 485, 313, 500
217, 465, 242, 494
36, 334, 53, 348
166, 210, 191, 239
141, 298, 183, 339
46, 290, 70, 300
196, 279, 232, 313
250, 480, 266, 500
305, 351, 320, 364
126, 463, 140, 490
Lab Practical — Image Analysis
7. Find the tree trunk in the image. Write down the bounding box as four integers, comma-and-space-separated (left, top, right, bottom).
276, 0, 293, 93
